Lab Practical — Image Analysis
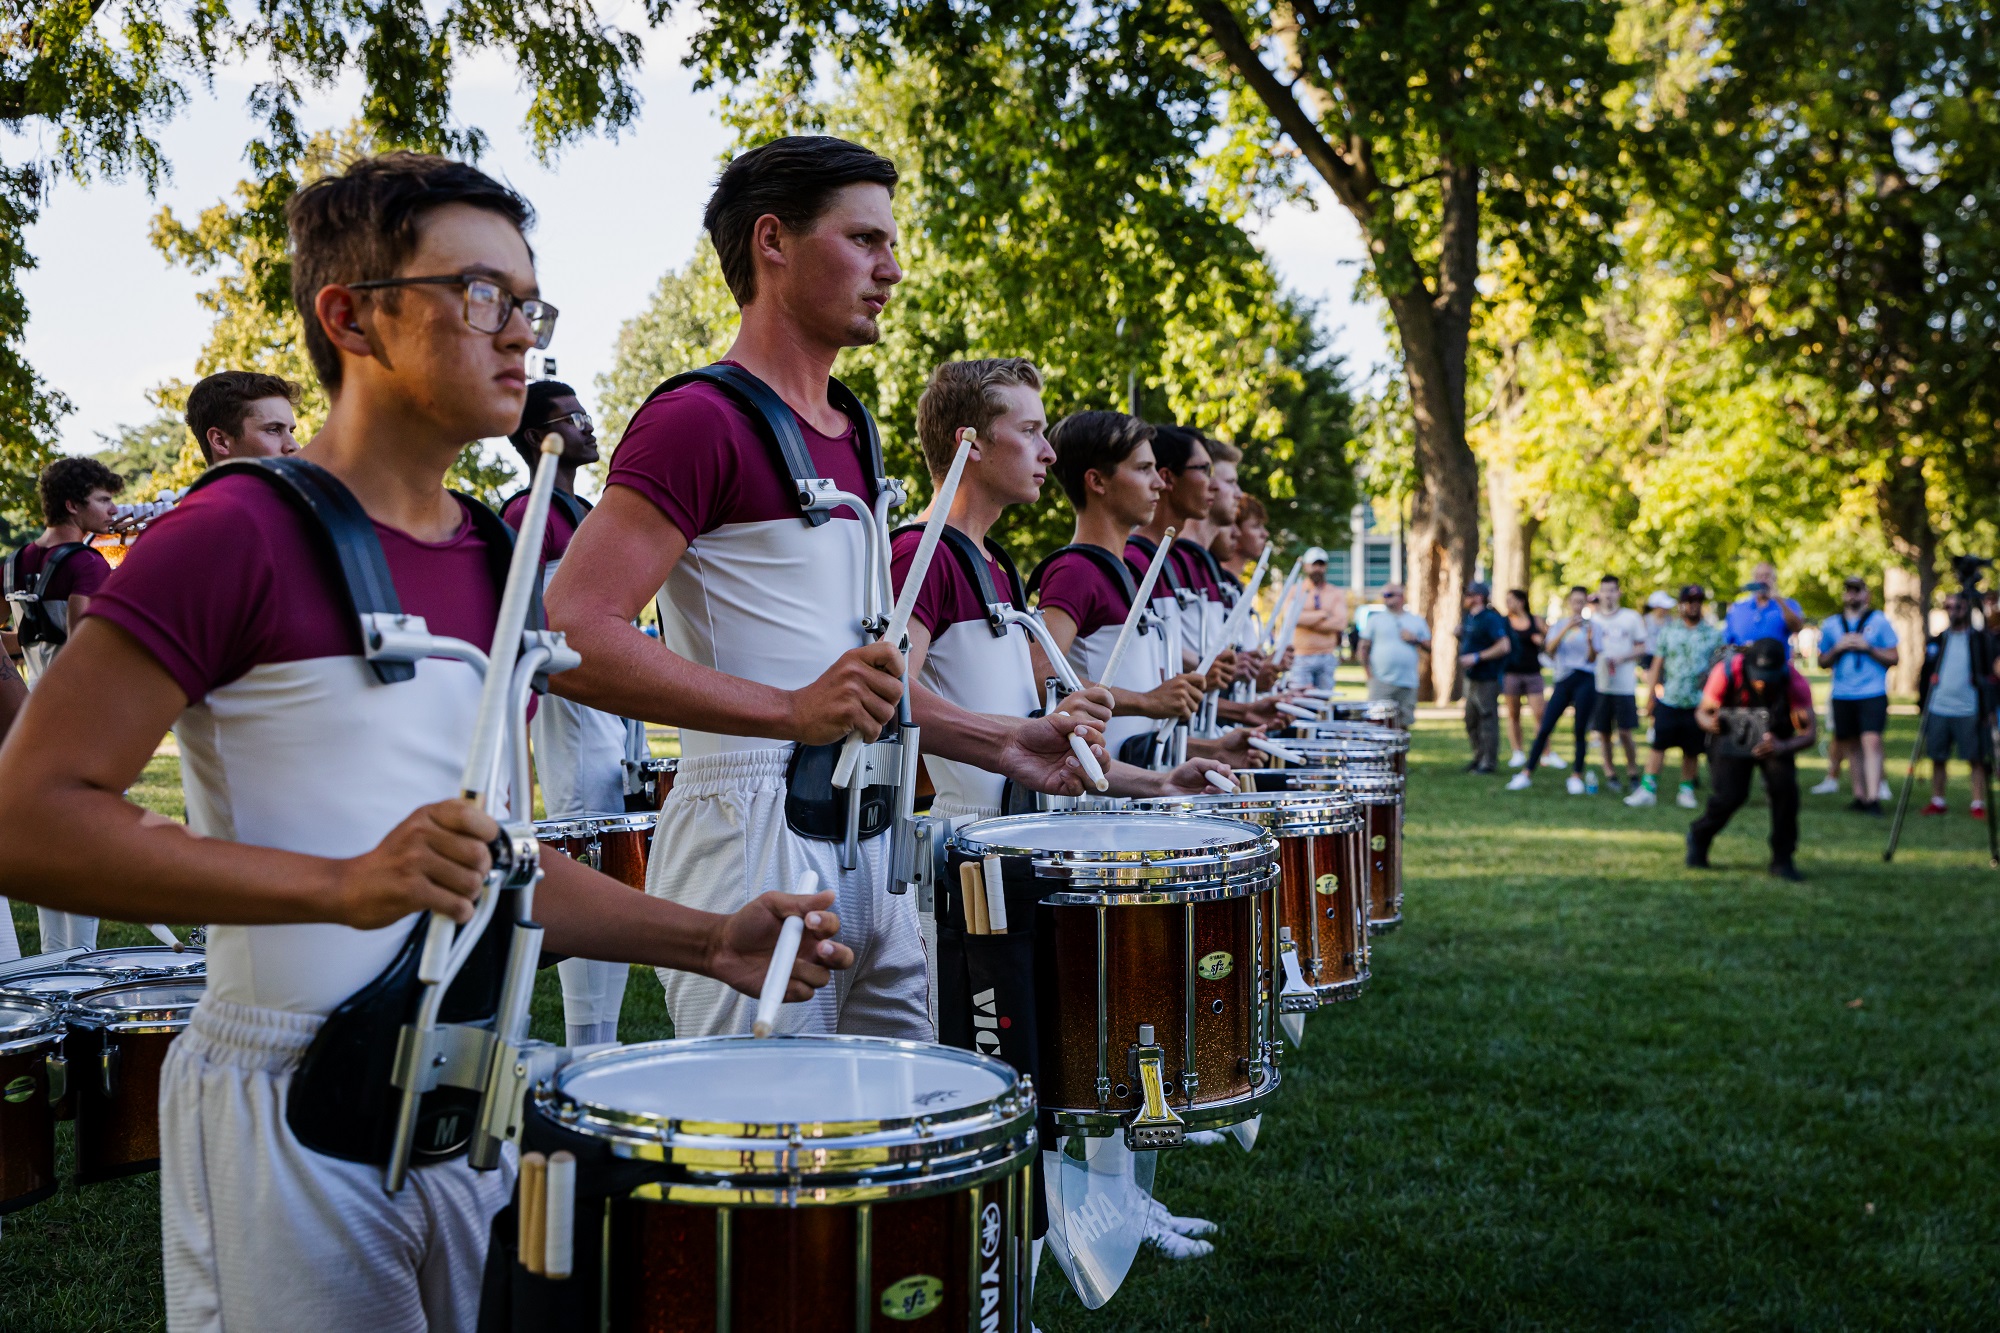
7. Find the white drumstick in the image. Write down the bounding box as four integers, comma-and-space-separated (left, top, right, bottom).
1250, 735, 1308, 765
1195, 543, 1273, 677
1277, 701, 1318, 720
994, 606, 1109, 792
147, 924, 182, 950
1261, 558, 1304, 651
1205, 769, 1237, 793
1099, 526, 1176, 688
752, 870, 820, 1038
1068, 731, 1108, 792
832, 433, 977, 788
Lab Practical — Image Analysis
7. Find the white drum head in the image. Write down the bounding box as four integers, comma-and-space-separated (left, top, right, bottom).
73, 948, 203, 974
965, 812, 1254, 853
0, 969, 121, 997
559, 1037, 1012, 1126
0, 998, 56, 1037
80, 980, 204, 1013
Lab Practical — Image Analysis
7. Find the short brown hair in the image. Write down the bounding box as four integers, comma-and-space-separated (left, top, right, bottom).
39, 457, 123, 527
185, 371, 300, 462
1048, 411, 1155, 510
286, 152, 534, 391
1236, 494, 1267, 525
704, 137, 899, 306
914, 359, 1044, 480
1205, 438, 1242, 465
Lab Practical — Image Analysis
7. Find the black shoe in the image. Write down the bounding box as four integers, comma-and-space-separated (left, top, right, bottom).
1862, 801, 1886, 818
1474, 764, 1497, 775
1846, 798, 1867, 811
1768, 861, 1804, 882
1685, 830, 1710, 869
1464, 761, 1483, 773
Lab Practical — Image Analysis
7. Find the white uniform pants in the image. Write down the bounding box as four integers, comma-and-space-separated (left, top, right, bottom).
37, 908, 96, 952
534, 691, 633, 1046
0, 901, 19, 962
161, 997, 513, 1333
647, 748, 931, 1041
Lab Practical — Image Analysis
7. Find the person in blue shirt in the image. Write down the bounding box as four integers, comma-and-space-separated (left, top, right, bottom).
1814, 575, 1900, 814
1724, 560, 1805, 656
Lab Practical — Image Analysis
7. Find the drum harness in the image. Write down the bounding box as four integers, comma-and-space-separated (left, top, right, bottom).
1027, 544, 1175, 770
4, 541, 90, 673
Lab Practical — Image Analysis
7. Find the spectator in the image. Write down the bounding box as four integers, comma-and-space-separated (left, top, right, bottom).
1500, 588, 1546, 768
1457, 581, 1511, 773
1589, 574, 1648, 793
183, 370, 302, 462
1916, 590, 1995, 818
1360, 583, 1429, 727
1724, 559, 1805, 656
1508, 586, 1593, 792
1639, 591, 1675, 672
1814, 575, 1900, 814
1689, 636, 1818, 880
1628, 584, 1723, 808
1285, 548, 1349, 690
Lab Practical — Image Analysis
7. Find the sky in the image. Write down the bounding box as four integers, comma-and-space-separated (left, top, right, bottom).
16, 22, 1391, 461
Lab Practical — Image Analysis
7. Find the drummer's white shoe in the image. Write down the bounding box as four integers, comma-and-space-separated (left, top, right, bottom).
1143, 1194, 1218, 1238
1183, 1129, 1227, 1146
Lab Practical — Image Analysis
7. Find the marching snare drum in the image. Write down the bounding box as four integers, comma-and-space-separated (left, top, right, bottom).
0, 998, 62, 1213
66, 978, 202, 1184
536, 813, 657, 892
946, 811, 1281, 1149
1277, 723, 1410, 777
68, 946, 206, 980
1326, 699, 1401, 729
1135, 790, 1370, 1008
621, 757, 679, 813
505, 1035, 1037, 1332
1258, 768, 1406, 933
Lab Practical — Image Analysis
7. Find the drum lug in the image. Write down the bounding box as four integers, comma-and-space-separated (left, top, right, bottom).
45, 1052, 66, 1105
99, 1040, 120, 1099
1124, 1026, 1184, 1150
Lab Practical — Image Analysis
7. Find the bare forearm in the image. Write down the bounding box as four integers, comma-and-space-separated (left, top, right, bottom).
549, 616, 798, 739
534, 854, 719, 973
910, 682, 1019, 767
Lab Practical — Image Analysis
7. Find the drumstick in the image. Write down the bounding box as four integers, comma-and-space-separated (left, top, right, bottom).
544, 1151, 575, 1280
981, 854, 1008, 935
146, 924, 182, 951
1276, 701, 1319, 720
833, 431, 976, 788
998, 608, 1109, 791
1195, 543, 1273, 677
1098, 526, 1176, 688
1261, 557, 1304, 652
1250, 735, 1308, 766
752, 869, 820, 1038
520, 1152, 547, 1276
1205, 768, 1237, 793
959, 861, 988, 935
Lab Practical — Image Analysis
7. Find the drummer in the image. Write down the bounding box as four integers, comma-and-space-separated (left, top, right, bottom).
543, 136, 1110, 1044
0, 151, 853, 1331
502, 379, 647, 1047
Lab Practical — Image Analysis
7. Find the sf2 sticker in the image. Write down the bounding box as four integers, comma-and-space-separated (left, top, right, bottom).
1197, 951, 1234, 981
1315, 872, 1339, 895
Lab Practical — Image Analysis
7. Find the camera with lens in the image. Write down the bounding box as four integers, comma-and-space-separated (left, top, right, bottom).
1951, 554, 1992, 594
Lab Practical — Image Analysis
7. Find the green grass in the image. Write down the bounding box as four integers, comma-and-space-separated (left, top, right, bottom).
5, 716, 1999, 1330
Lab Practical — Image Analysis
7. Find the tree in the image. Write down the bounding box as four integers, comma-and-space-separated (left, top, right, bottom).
3, 0, 665, 521
681, 0, 1634, 698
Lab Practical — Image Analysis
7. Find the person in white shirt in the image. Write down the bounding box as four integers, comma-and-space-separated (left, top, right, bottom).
1360, 584, 1430, 727
1507, 585, 1591, 793
1588, 574, 1648, 793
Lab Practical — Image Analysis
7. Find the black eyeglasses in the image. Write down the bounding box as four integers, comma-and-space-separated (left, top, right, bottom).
536, 410, 592, 433
347, 274, 559, 348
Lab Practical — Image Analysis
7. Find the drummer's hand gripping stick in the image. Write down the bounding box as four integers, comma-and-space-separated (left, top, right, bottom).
752, 870, 821, 1037
1249, 734, 1309, 766
994, 606, 1108, 792
381, 434, 579, 1194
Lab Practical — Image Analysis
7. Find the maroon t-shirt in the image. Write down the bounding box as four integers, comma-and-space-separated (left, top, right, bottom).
501, 491, 582, 562
10, 540, 112, 601
890, 528, 1012, 640
1174, 540, 1229, 604
606, 373, 874, 539
1035, 547, 1132, 640
88, 474, 503, 704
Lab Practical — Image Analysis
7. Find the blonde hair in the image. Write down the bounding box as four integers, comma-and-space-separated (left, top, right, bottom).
915, 358, 1044, 479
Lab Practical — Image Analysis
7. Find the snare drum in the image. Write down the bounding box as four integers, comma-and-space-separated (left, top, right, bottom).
1262, 768, 1406, 933
621, 757, 678, 812
1135, 790, 1370, 1007
946, 811, 1281, 1149
68, 946, 206, 980
1278, 723, 1410, 776
0, 998, 61, 1213
536, 813, 656, 892
1327, 699, 1401, 728
67, 978, 202, 1184
0, 968, 124, 1121
505, 1035, 1036, 1332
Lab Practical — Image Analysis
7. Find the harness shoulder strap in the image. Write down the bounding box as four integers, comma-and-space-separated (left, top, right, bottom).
189, 459, 415, 684
637, 364, 881, 529
1125, 534, 1186, 596
893, 525, 1023, 638
28, 542, 88, 599
503, 488, 590, 534
1175, 538, 1234, 605
1028, 543, 1140, 611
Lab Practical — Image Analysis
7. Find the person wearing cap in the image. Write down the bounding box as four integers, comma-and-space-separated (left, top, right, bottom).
1457, 581, 1511, 773
1639, 590, 1677, 672
1690, 636, 1818, 880
1724, 559, 1805, 657
1815, 575, 1899, 813
1283, 547, 1348, 691
1628, 585, 1724, 808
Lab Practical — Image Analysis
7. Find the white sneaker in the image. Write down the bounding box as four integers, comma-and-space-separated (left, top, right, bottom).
1144, 1221, 1215, 1259
1143, 1195, 1218, 1238
1183, 1129, 1227, 1146
1546, 753, 1569, 769
1878, 780, 1894, 802
1810, 777, 1842, 795
1676, 785, 1699, 809
1566, 774, 1586, 796
1508, 749, 1529, 768
1505, 771, 1532, 791
1624, 786, 1656, 807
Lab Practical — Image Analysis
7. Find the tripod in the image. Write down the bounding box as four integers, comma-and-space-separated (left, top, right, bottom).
1884, 557, 1999, 868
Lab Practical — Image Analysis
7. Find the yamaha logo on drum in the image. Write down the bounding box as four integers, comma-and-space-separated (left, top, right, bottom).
979, 1200, 1005, 1330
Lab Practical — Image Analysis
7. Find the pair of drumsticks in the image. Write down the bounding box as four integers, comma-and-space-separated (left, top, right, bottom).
959, 855, 1009, 935
519, 1150, 575, 1279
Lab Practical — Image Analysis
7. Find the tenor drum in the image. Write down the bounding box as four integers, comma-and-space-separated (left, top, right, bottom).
536, 813, 656, 891
0, 998, 61, 1213
1134, 790, 1369, 1007
503, 1036, 1037, 1332
1260, 769, 1406, 933
622, 757, 679, 813
67, 978, 202, 1184
946, 811, 1281, 1148
0, 967, 126, 1122
69, 946, 206, 980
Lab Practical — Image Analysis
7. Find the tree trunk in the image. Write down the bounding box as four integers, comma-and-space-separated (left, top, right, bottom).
1883, 565, 1926, 697
1878, 464, 1935, 696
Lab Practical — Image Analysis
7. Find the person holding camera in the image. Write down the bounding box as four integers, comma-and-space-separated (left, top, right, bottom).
1724, 560, 1804, 656
1815, 575, 1899, 814
1916, 590, 1994, 819
1687, 637, 1818, 881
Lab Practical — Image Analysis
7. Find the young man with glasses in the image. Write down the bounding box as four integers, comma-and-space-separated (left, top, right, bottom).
545, 137, 1107, 1044
0, 152, 853, 1330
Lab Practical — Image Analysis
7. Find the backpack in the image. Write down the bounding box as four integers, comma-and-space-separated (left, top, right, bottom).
3, 541, 89, 649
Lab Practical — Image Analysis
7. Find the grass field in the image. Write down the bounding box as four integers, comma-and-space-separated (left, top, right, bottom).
4, 709, 1999, 1330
